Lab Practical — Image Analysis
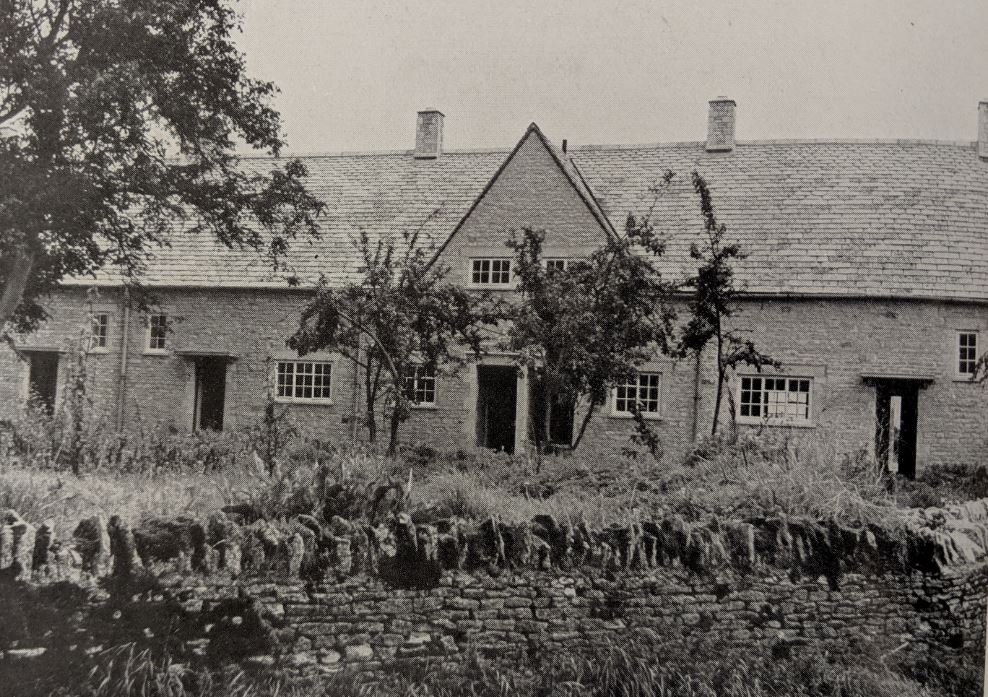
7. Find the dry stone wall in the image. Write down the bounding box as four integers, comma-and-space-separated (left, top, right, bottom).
2, 500, 988, 677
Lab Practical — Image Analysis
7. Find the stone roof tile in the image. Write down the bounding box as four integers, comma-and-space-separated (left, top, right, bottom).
67, 138, 988, 302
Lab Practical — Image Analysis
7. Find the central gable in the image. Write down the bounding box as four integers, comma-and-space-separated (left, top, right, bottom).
434, 124, 613, 284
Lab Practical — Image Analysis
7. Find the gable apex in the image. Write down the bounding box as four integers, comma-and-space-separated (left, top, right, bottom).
428, 123, 616, 267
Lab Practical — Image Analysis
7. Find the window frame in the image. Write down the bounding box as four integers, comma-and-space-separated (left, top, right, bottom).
274, 359, 335, 405
610, 371, 662, 420
88, 312, 110, 353
403, 364, 438, 408
736, 375, 814, 427
956, 330, 979, 380
467, 257, 514, 288
543, 258, 571, 273
145, 313, 169, 354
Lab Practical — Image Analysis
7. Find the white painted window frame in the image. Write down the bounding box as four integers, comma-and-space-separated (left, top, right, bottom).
404, 364, 438, 408
610, 371, 662, 420
467, 257, 515, 288
145, 313, 169, 354
274, 358, 335, 405
88, 312, 110, 353
543, 258, 571, 272
736, 375, 814, 427
956, 330, 979, 379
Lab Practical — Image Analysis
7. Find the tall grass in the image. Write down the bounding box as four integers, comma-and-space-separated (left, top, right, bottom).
53, 631, 979, 697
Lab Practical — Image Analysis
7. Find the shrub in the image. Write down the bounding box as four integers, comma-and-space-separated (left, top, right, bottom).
896, 464, 988, 508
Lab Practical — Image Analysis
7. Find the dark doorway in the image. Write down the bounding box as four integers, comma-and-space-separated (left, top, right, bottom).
874, 380, 920, 479
476, 366, 517, 453
531, 383, 575, 450
27, 352, 59, 414
194, 358, 227, 431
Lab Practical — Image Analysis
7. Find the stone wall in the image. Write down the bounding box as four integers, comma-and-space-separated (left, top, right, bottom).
3, 500, 988, 677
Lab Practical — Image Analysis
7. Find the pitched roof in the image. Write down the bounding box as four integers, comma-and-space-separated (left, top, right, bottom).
68, 135, 988, 302
573, 139, 988, 302
76, 149, 508, 288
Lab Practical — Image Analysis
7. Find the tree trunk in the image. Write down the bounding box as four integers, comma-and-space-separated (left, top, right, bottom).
387, 401, 401, 458
711, 367, 725, 437
364, 358, 377, 442
571, 400, 597, 450
0, 249, 35, 333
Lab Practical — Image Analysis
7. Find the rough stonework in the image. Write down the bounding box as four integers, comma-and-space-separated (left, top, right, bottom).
1, 499, 987, 676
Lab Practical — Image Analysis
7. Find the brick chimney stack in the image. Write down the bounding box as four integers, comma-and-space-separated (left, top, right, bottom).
414, 109, 444, 159
979, 100, 988, 160
706, 97, 736, 152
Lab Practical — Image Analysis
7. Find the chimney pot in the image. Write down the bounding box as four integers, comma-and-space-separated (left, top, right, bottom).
415, 109, 444, 159
706, 97, 736, 152
979, 100, 988, 160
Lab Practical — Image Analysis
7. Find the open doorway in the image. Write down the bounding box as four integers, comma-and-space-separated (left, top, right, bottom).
874, 380, 920, 479
194, 358, 227, 431
27, 352, 59, 414
530, 384, 574, 450
476, 365, 517, 453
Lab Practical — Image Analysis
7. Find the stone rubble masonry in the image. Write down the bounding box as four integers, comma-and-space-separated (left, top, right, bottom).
2, 501, 988, 675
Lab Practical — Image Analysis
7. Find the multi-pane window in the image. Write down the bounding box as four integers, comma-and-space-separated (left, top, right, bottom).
90, 313, 109, 350
958, 332, 978, 376
276, 361, 333, 402
739, 376, 812, 423
147, 314, 167, 351
613, 372, 661, 415
404, 365, 436, 405
544, 258, 569, 272
470, 258, 512, 285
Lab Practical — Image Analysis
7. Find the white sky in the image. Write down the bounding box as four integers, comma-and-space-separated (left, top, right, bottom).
237, 0, 988, 154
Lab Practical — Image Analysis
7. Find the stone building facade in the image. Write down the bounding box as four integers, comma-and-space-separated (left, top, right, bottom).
2, 99, 986, 473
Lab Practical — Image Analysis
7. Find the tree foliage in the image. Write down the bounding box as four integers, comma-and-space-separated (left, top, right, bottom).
0, 0, 324, 333
504, 184, 677, 453
288, 230, 504, 456
677, 172, 779, 435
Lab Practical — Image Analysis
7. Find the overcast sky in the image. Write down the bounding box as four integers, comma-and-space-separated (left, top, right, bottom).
237, 0, 988, 154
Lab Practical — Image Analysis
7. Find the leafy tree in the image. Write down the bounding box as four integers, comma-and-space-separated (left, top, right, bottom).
288, 230, 504, 456
0, 0, 323, 334
676, 172, 778, 436
504, 193, 677, 457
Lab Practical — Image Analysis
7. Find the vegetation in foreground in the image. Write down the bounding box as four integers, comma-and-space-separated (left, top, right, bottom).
2, 400, 986, 543
2, 415, 986, 696
31, 629, 982, 697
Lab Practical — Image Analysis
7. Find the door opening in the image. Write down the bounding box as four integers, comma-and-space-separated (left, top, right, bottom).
27, 352, 59, 414
476, 366, 517, 453
531, 383, 575, 450
874, 380, 919, 479
194, 358, 227, 431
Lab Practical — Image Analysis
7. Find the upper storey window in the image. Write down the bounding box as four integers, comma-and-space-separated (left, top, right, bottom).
470, 258, 512, 286
544, 258, 570, 273
147, 314, 168, 353
958, 331, 979, 377
89, 313, 109, 351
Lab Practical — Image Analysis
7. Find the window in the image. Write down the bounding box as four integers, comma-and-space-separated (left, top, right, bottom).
958, 332, 978, 377
738, 376, 812, 424
276, 361, 333, 402
544, 258, 569, 272
612, 372, 661, 416
89, 313, 109, 350
147, 314, 167, 352
404, 365, 436, 405
470, 258, 512, 286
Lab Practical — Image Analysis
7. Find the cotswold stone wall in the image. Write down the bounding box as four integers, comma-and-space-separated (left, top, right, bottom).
150, 563, 988, 673
3, 500, 988, 676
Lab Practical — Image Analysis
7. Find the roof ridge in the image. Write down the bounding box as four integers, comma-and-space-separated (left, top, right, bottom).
235, 137, 980, 161
571, 137, 978, 152
234, 146, 513, 160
